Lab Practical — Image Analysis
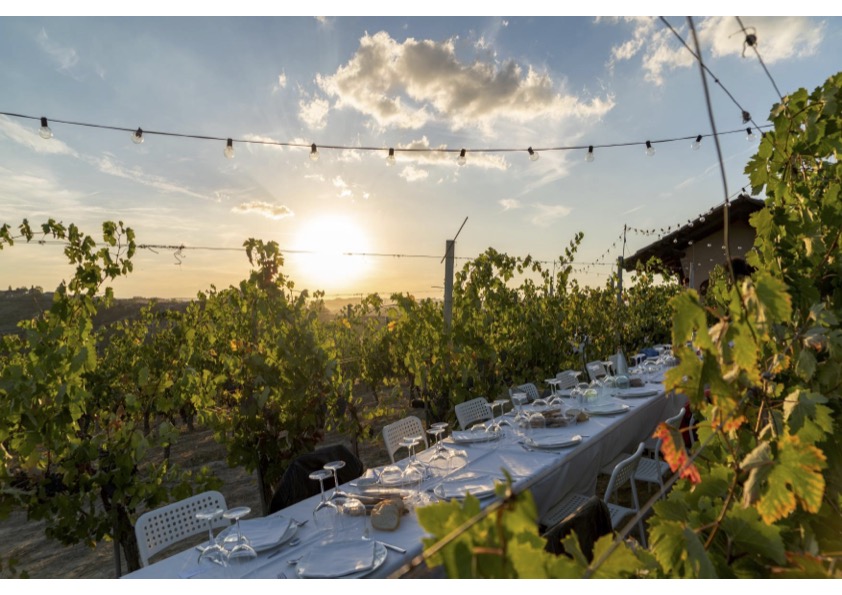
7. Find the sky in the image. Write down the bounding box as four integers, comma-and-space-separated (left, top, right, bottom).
1, 8, 841, 301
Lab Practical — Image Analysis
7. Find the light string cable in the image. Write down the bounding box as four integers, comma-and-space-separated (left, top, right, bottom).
0, 110, 770, 162
658, 17, 765, 133
735, 16, 784, 101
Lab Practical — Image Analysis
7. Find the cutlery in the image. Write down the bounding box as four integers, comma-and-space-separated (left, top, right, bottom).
267, 537, 301, 559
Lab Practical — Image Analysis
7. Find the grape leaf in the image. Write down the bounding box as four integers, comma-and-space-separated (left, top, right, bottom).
721, 506, 786, 565
649, 520, 717, 578
756, 435, 827, 523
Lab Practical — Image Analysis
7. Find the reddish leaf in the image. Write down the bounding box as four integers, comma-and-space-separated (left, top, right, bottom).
655, 422, 701, 484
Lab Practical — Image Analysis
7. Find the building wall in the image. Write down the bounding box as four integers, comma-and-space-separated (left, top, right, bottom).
678, 221, 756, 292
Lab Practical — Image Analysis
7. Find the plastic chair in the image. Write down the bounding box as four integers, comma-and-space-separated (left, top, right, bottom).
382, 416, 428, 463
555, 371, 579, 391
268, 444, 364, 514
515, 383, 541, 402
586, 360, 608, 382
135, 490, 228, 568
455, 397, 492, 430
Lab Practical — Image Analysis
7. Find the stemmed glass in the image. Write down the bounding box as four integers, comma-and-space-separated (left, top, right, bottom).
196, 508, 226, 567
427, 427, 450, 477
222, 507, 257, 560
324, 460, 346, 502
512, 393, 530, 439
310, 469, 341, 534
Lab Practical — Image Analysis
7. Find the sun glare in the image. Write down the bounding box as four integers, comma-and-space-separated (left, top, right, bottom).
291, 215, 372, 291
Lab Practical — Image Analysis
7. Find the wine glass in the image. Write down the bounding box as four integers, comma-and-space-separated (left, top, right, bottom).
512, 393, 530, 439
427, 427, 450, 477
339, 495, 367, 539
196, 508, 226, 567
310, 469, 341, 534
324, 460, 346, 502
222, 507, 257, 560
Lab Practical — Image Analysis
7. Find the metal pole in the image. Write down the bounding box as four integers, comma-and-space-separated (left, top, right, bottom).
443, 240, 455, 333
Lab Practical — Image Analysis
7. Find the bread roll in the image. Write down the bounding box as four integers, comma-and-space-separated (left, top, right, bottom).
370, 498, 404, 531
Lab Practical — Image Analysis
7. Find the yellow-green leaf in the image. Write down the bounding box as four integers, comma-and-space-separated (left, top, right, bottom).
649, 520, 717, 578
756, 435, 827, 523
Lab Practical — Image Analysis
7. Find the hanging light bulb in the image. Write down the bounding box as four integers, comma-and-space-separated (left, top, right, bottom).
456, 148, 467, 166
224, 138, 235, 159
692, 134, 702, 150
309, 143, 319, 161
386, 147, 396, 166
585, 145, 595, 162
645, 140, 655, 156
746, 127, 757, 141
700, 216, 706, 222
39, 117, 52, 139
527, 147, 539, 162
131, 127, 144, 144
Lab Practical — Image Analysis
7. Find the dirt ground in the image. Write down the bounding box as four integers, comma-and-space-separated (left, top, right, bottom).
0, 410, 407, 579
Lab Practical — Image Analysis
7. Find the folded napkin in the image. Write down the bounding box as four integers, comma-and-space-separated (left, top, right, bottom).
617, 386, 659, 398
526, 433, 582, 448
435, 473, 497, 499
223, 516, 291, 551
297, 539, 376, 578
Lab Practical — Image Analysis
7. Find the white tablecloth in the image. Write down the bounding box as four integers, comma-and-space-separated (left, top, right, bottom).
124, 384, 684, 579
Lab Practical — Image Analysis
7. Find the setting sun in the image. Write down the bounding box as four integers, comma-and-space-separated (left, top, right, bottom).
290, 215, 372, 291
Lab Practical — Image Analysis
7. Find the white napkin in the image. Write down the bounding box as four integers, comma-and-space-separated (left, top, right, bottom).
225, 516, 291, 551
436, 474, 497, 499
297, 539, 376, 578
526, 433, 582, 448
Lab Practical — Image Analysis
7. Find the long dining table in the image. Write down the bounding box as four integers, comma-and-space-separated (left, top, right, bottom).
124, 379, 685, 580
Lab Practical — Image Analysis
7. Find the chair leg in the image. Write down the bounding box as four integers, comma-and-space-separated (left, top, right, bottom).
630, 480, 647, 548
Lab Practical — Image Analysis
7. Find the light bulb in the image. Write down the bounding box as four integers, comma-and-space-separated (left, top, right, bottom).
132, 127, 144, 144
746, 127, 757, 142
39, 117, 52, 140
692, 134, 702, 150
386, 147, 396, 166
456, 148, 467, 166
309, 143, 319, 161
700, 216, 706, 223
527, 147, 539, 162
224, 138, 235, 159
585, 145, 595, 162
645, 140, 655, 156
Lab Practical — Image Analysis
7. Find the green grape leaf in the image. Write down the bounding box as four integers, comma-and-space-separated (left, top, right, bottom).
783, 390, 832, 437
671, 291, 713, 350
721, 506, 786, 565
772, 553, 836, 578
649, 520, 717, 578
753, 272, 792, 325
588, 534, 648, 578
796, 349, 817, 381
756, 435, 827, 523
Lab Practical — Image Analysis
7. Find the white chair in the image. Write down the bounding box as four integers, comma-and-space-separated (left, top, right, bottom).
542, 443, 647, 547
135, 490, 228, 568
555, 371, 579, 391
515, 382, 541, 402
586, 360, 608, 382
636, 408, 686, 499
455, 397, 491, 430
382, 416, 428, 463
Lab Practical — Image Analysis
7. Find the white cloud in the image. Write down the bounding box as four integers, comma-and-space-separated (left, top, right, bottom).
337, 149, 362, 162
0, 116, 79, 156
240, 133, 287, 152
298, 95, 330, 129
502, 20, 509, 28
36, 28, 79, 72
314, 17, 331, 25
395, 136, 509, 171
278, 71, 287, 88
231, 201, 294, 220
531, 203, 572, 226
92, 155, 210, 201
399, 165, 429, 182
499, 198, 521, 211
332, 176, 353, 199
608, 17, 825, 86
304, 174, 325, 182
316, 31, 614, 132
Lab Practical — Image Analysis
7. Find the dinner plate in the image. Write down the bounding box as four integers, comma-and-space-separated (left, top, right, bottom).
451, 428, 502, 444
617, 387, 659, 398
585, 402, 631, 415
217, 515, 296, 552
433, 472, 498, 500
297, 539, 387, 579
524, 434, 582, 449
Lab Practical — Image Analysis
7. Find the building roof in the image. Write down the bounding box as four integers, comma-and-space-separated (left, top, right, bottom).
623, 194, 766, 273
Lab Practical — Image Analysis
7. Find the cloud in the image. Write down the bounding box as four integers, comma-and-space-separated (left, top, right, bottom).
240, 133, 287, 151
399, 165, 429, 182
499, 198, 522, 211
92, 155, 210, 201
314, 17, 331, 25
395, 136, 509, 171
231, 201, 294, 220
608, 17, 825, 85
316, 31, 614, 132
622, 205, 645, 216
332, 176, 353, 198
36, 28, 79, 72
530, 203, 572, 226
278, 71, 287, 88
0, 116, 79, 156
298, 95, 330, 129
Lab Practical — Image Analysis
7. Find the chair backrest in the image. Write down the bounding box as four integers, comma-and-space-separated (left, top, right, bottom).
268, 444, 364, 514
382, 416, 428, 463
555, 371, 578, 390
586, 361, 608, 382
515, 383, 541, 402
603, 442, 645, 504
455, 397, 491, 430
135, 490, 228, 568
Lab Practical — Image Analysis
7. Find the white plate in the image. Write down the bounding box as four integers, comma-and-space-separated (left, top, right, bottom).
585, 402, 631, 415
451, 428, 502, 444
217, 515, 296, 552
433, 473, 498, 500
297, 539, 387, 579
617, 387, 659, 398
525, 434, 582, 449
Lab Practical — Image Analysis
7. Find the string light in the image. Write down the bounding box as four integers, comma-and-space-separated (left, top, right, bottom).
386, 147, 396, 166
457, 148, 467, 166
39, 117, 52, 139
585, 145, 595, 162
691, 134, 702, 150
746, 127, 757, 141
132, 127, 144, 145
224, 138, 235, 159
309, 143, 319, 161
645, 140, 655, 157
527, 147, 539, 162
